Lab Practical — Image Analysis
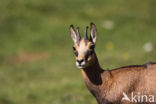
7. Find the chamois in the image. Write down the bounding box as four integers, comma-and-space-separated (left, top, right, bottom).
69, 23, 156, 104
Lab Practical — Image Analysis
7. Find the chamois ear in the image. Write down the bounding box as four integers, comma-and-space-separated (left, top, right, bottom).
90, 22, 97, 44
70, 25, 78, 43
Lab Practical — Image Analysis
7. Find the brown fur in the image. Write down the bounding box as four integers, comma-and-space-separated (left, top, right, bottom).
70, 23, 156, 104
81, 53, 156, 104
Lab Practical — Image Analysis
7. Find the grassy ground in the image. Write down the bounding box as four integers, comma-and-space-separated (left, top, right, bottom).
0, 0, 156, 104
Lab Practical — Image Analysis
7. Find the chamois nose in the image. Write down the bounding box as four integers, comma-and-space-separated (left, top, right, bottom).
76, 59, 84, 64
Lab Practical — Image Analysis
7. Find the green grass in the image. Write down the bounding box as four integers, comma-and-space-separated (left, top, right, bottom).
0, 0, 156, 104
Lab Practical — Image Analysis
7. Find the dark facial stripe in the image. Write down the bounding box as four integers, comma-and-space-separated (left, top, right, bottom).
85, 50, 94, 61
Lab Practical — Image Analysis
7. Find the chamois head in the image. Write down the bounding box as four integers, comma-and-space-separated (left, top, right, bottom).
70, 23, 97, 69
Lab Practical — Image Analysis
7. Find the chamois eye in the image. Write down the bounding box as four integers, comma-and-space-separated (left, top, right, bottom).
90, 44, 95, 50
73, 46, 76, 51
72, 47, 78, 56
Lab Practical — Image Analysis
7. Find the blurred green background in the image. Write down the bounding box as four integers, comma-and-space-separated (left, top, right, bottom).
0, 0, 156, 104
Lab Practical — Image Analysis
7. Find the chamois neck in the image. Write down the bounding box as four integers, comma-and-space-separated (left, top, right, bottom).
81, 53, 103, 85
